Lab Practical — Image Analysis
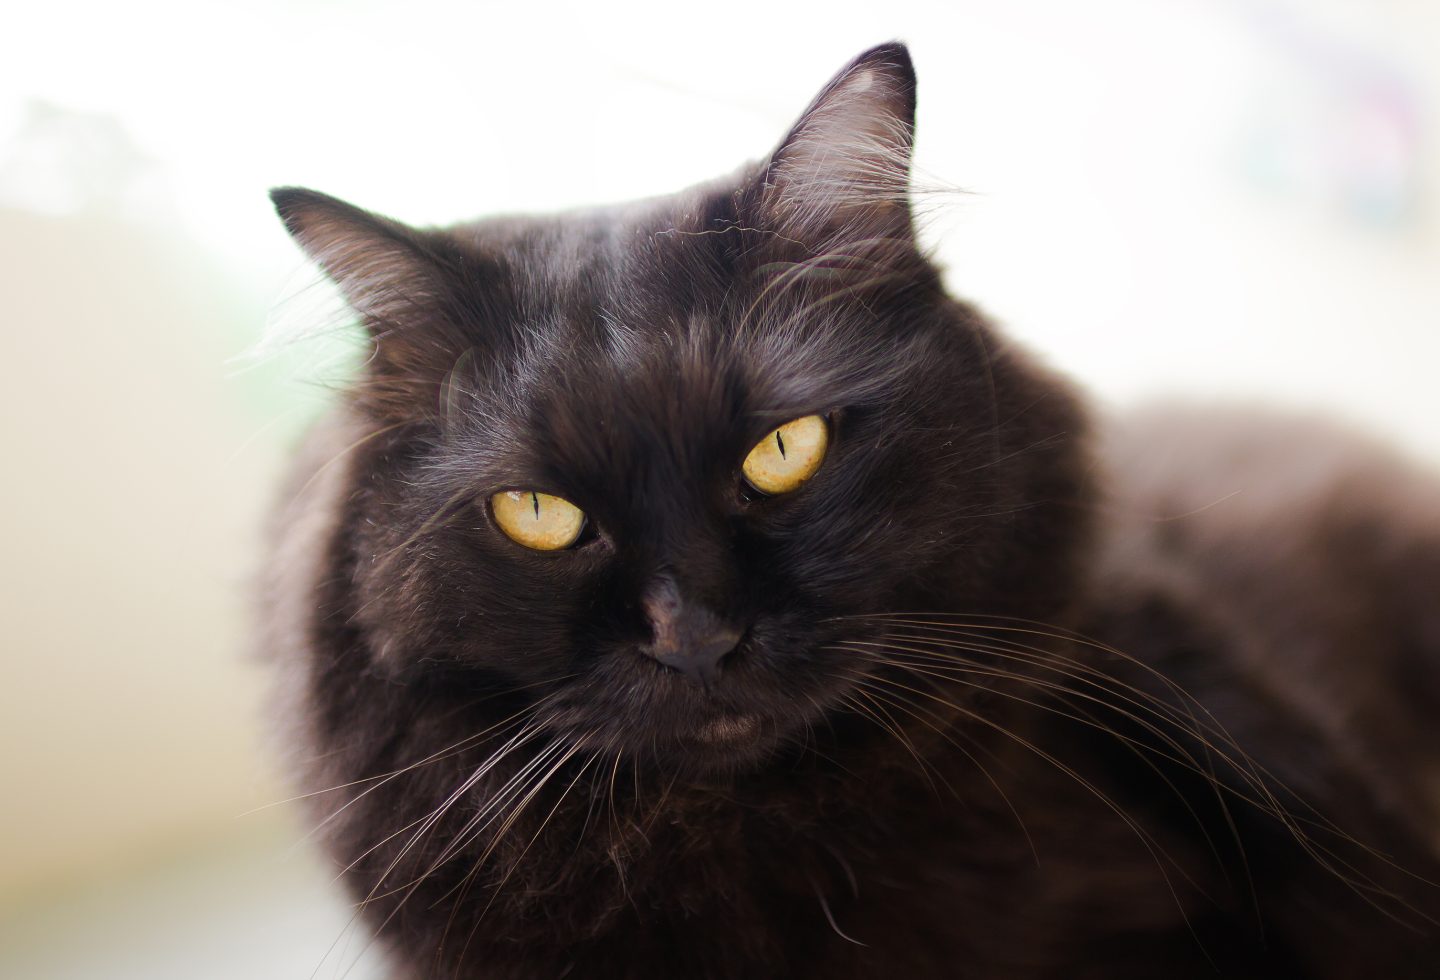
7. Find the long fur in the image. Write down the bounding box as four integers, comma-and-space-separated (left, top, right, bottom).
259, 43, 1440, 978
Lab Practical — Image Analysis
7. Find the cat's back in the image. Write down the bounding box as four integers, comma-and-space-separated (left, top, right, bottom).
1092, 405, 1440, 843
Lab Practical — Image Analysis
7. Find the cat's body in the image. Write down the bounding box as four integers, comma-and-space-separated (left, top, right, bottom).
262, 45, 1440, 978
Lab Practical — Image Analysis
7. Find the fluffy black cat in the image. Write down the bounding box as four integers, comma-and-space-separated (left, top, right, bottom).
262, 43, 1440, 978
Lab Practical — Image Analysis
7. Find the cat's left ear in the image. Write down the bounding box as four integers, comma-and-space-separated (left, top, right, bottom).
754, 42, 918, 253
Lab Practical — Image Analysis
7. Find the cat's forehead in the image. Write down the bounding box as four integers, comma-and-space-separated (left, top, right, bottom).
466, 201, 858, 402
459, 190, 740, 318
492, 307, 822, 477
462, 310, 848, 502
449, 194, 920, 491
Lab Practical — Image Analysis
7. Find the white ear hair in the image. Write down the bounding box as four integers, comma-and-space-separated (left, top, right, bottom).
763, 44, 917, 245
271, 187, 442, 327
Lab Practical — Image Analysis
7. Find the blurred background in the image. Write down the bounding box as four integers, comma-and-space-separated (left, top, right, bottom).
1, 0, 1436, 976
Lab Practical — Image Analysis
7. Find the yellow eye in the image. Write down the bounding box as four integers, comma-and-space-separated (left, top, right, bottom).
742, 414, 829, 495
491, 490, 586, 551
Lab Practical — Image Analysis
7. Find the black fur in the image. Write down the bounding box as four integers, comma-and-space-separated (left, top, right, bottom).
261, 43, 1440, 978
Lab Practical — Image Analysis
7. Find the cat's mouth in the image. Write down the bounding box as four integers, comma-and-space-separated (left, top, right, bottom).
548, 637, 854, 768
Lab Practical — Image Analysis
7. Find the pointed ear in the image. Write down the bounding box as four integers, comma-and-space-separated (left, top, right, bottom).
271, 188, 482, 421
270, 187, 448, 326
758, 43, 918, 252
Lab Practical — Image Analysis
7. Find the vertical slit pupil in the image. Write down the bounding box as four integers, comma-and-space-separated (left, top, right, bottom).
531, 492, 540, 520
776, 430, 787, 458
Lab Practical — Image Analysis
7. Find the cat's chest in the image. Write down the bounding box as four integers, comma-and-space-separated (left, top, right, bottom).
489, 763, 1200, 968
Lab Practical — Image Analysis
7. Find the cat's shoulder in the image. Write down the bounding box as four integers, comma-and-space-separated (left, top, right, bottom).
1088, 404, 1440, 840
1097, 405, 1439, 536
1091, 404, 1440, 621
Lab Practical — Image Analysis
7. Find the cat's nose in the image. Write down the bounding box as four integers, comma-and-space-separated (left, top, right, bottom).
641, 578, 742, 686
648, 627, 743, 686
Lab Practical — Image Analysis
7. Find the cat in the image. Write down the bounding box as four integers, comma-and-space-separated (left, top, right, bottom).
261, 42, 1440, 978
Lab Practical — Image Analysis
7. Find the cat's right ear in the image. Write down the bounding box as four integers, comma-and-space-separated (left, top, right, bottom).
751, 43, 919, 256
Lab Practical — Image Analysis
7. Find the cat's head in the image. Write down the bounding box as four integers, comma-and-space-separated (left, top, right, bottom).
273, 43, 1092, 771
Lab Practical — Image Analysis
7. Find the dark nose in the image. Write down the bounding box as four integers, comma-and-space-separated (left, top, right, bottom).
642, 578, 742, 686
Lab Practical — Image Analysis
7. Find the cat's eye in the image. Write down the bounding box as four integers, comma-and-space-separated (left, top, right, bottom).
491, 490, 586, 551
741, 414, 830, 496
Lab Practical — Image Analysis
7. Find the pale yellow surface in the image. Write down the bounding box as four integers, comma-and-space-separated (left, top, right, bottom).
0, 210, 290, 903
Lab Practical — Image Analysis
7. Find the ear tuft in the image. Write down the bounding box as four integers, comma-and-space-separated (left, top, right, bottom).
270, 186, 337, 243
760, 43, 918, 248
269, 187, 444, 324
270, 187, 484, 421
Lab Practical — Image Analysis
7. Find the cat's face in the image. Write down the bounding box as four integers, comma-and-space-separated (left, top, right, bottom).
274, 45, 1091, 770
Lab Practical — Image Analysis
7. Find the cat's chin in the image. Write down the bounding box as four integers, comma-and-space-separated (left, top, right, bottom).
644, 709, 787, 772
692, 712, 762, 744
665, 739, 774, 773
673, 711, 770, 763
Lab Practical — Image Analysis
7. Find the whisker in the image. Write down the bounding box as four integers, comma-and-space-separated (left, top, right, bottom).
293, 418, 412, 501
832, 617, 1439, 927
855, 670, 1214, 958
841, 638, 1260, 812
839, 678, 1039, 867
303, 685, 571, 852
840, 687, 942, 795
841, 615, 1435, 885
445, 740, 593, 979
314, 719, 552, 980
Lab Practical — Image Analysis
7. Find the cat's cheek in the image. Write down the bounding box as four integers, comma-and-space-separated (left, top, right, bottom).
343, 546, 589, 677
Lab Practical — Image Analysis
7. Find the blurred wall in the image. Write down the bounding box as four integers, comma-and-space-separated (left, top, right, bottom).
0, 209, 286, 897
1, 0, 1437, 910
